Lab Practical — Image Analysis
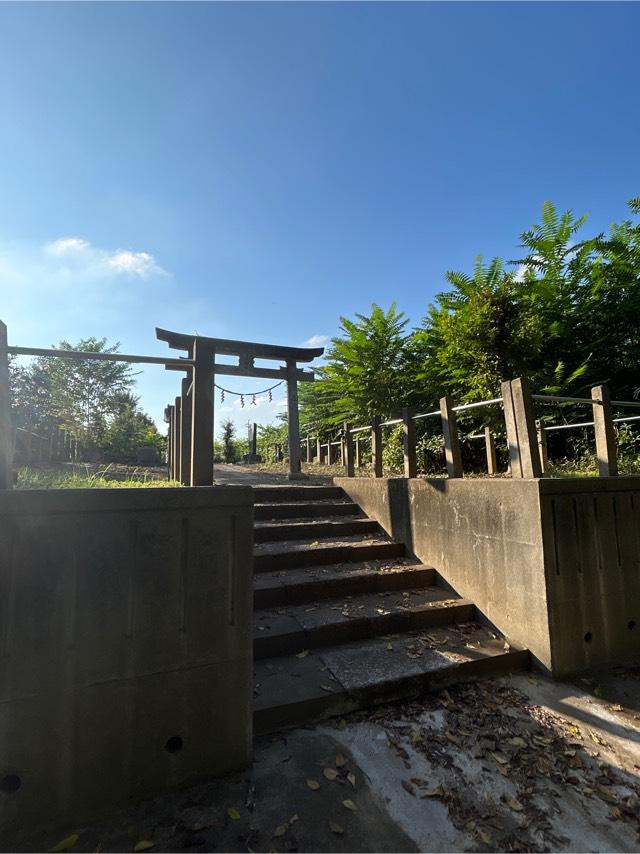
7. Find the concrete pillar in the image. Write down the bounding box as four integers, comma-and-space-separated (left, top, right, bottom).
190, 341, 214, 486
502, 378, 541, 479
440, 396, 463, 478
484, 427, 497, 476
343, 423, 355, 477
592, 384, 617, 477
167, 406, 173, 478
251, 424, 258, 459
371, 416, 383, 478
180, 377, 193, 486
286, 360, 304, 479
0, 321, 11, 489
402, 407, 417, 478
174, 396, 182, 483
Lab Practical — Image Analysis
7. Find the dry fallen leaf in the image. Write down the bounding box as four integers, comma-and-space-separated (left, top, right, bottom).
507, 798, 523, 812
134, 843, 155, 853
227, 807, 241, 820
296, 649, 310, 658
422, 784, 445, 798
329, 821, 344, 835
289, 815, 299, 826
342, 799, 357, 811
323, 767, 339, 781
320, 684, 334, 693
50, 835, 80, 853
596, 785, 618, 804
347, 772, 356, 788
477, 828, 492, 845
273, 825, 287, 838
335, 754, 347, 767
307, 778, 320, 790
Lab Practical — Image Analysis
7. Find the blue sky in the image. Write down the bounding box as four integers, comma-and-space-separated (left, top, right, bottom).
1, 2, 639, 434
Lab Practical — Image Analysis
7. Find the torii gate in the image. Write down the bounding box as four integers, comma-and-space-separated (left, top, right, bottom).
156, 328, 324, 483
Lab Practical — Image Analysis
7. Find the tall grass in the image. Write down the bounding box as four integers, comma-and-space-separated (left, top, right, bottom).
16, 466, 181, 489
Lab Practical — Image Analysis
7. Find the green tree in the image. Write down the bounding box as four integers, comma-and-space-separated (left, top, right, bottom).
220, 419, 237, 462
300, 303, 412, 434
9, 338, 136, 439
99, 392, 165, 464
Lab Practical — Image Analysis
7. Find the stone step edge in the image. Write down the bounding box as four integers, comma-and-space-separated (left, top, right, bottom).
253, 599, 475, 659
254, 542, 406, 572
253, 647, 530, 735
253, 564, 435, 608
254, 502, 362, 520
254, 518, 379, 543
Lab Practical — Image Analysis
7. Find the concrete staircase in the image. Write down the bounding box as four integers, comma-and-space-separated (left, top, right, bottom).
252, 484, 528, 734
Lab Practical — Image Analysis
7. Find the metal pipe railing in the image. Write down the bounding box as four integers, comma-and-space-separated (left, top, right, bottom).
543, 414, 640, 433
452, 397, 503, 412
532, 394, 602, 405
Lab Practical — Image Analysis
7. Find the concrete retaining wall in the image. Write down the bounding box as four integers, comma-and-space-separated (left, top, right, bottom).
540, 479, 640, 675
334, 476, 640, 677
0, 486, 253, 837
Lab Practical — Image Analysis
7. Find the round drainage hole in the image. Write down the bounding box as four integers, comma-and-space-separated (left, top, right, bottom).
629, 620, 636, 631
584, 631, 593, 643
165, 736, 183, 754
1, 774, 21, 794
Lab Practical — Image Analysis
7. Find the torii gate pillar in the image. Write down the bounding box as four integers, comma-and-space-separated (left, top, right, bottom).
286, 359, 304, 479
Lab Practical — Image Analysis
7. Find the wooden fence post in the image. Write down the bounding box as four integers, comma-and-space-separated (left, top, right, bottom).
306, 436, 311, 463
343, 423, 355, 477
371, 416, 383, 478
537, 421, 548, 474
402, 407, 417, 478
440, 396, 463, 478
484, 427, 497, 475
316, 436, 321, 465
355, 436, 361, 469
592, 384, 617, 477
0, 320, 12, 489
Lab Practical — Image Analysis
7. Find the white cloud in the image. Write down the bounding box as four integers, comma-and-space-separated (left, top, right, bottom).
46, 237, 90, 255
42, 236, 167, 279
303, 334, 329, 347
106, 250, 160, 277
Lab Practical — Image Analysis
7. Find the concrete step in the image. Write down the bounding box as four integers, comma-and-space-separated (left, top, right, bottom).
254, 501, 362, 521
253, 623, 529, 734
254, 588, 473, 659
254, 561, 435, 609
253, 485, 345, 503
254, 517, 379, 544
254, 538, 406, 573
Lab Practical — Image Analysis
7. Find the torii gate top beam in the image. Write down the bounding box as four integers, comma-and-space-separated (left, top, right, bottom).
156, 327, 323, 362
156, 327, 323, 382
